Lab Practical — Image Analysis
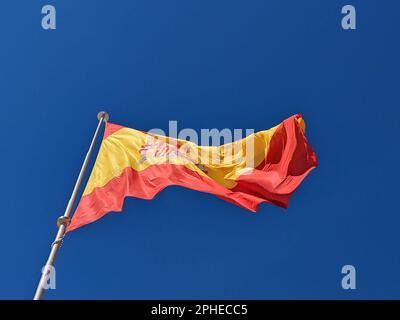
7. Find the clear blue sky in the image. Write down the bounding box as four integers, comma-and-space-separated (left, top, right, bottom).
1, 0, 399, 299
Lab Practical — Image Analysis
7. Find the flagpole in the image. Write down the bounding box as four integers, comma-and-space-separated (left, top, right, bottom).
33, 111, 109, 300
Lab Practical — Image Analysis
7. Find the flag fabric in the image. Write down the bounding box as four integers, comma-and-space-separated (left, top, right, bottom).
67, 114, 317, 232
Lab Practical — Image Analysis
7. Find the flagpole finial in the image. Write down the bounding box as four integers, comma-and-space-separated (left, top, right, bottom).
97, 111, 109, 122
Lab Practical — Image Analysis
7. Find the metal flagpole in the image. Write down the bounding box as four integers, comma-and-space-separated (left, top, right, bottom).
33, 111, 109, 300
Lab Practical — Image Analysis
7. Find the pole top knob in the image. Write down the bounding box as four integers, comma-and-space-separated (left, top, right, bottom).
97, 111, 109, 122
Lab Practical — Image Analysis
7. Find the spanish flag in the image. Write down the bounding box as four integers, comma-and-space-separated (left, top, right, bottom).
67, 114, 317, 231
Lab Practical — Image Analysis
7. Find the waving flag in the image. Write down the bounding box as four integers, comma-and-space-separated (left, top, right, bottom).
67, 114, 317, 231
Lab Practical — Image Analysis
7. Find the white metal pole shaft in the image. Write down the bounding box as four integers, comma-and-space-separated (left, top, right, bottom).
33, 111, 109, 300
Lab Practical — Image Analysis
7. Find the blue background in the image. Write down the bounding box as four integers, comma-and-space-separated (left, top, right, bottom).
1, 1, 399, 299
